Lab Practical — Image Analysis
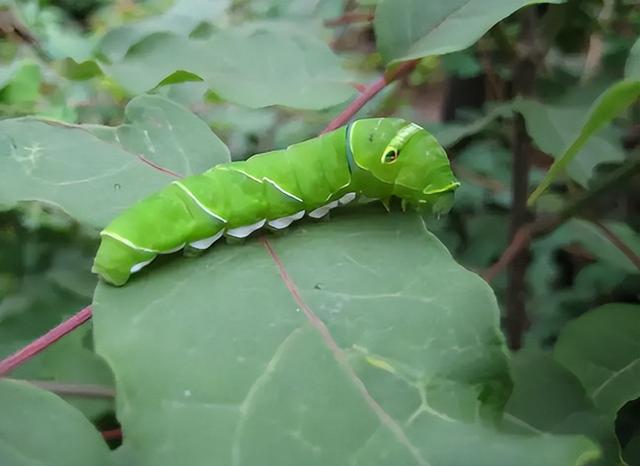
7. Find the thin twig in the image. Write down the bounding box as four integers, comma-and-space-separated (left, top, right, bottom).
0, 306, 93, 377
7, 379, 115, 398
321, 60, 419, 134
101, 428, 122, 441
590, 220, 640, 270
483, 226, 532, 283
484, 157, 640, 282
504, 8, 538, 350
324, 12, 373, 27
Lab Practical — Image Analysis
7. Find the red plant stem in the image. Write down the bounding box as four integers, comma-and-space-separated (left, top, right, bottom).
320, 60, 419, 134
591, 220, 640, 270
0, 306, 93, 377
483, 226, 531, 283
101, 428, 122, 441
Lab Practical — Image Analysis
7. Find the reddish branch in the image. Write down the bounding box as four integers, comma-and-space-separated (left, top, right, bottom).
101, 428, 122, 441
324, 12, 374, 27
321, 60, 419, 134
0, 306, 93, 377
591, 220, 640, 270
484, 157, 640, 283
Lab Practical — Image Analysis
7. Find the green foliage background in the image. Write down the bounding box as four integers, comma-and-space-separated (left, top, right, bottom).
0, 0, 638, 465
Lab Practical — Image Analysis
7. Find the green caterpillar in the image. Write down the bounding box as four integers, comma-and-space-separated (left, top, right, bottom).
93, 118, 460, 286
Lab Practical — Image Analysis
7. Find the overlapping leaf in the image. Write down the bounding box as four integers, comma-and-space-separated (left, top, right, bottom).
555, 303, 640, 421
101, 24, 355, 109
515, 99, 626, 188
528, 80, 640, 205
0, 95, 228, 228
374, 0, 565, 64
0, 379, 111, 466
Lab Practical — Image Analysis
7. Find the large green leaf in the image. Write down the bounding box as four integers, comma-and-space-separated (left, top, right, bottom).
504, 351, 620, 465
554, 303, 640, 422
87, 95, 230, 176
102, 24, 355, 109
0, 379, 111, 466
0, 96, 229, 228
528, 80, 640, 205
374, 0, 564, 64
98, 0, 231, 61
93, 210, 597, 466
515, 99, 626, 187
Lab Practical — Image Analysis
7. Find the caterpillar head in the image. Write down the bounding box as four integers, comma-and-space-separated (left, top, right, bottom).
348, 118, 460, 214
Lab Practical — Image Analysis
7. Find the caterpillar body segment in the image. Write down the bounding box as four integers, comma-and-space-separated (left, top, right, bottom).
93, 118, 460, 286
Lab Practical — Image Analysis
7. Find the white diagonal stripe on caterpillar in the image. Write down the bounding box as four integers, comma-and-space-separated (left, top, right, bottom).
172, 181, 228, 224
263, 177, 304, 203
100, 231, 160, 253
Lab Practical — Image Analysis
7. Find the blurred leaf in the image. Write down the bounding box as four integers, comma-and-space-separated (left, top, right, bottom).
102, 24, 355, 109
460, 213, 509, 268
528, 79, 640, 205
441, 50, 483, 78
504, 351, 620, 466
515, 99, 626, 187
624, 435, 640, 466
0, 62, 41, 105
94, 210, 597, 466
425, 104, 513, 147
557, 219, 640, 275
0, 379, 111, 466
625, 37, 640, 79
555, 303, 640, 421
99, 0, 231, 61
88, 94, 230, 176
247, 0, 343, 20
374, 0, 564, 64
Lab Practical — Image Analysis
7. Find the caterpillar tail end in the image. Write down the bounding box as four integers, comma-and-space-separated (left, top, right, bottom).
92, 236, 155, 286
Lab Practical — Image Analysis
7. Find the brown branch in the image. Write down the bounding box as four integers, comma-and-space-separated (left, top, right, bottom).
504, 8, 539, 350
7, 379, 115, 398
0, 306, 93, 377
590, 220, 640, 271
324, 12, 374, 27
484, 157, 640, 283
483, 226, 532, 283
101, 428, 122, 441
321, 60, 419, 134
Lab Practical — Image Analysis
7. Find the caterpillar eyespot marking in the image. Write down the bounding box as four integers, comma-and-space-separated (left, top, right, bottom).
93, 118, 459, 286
